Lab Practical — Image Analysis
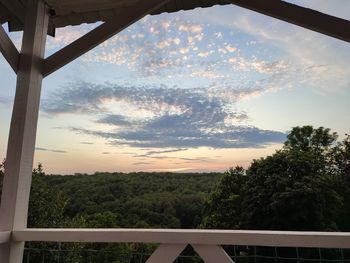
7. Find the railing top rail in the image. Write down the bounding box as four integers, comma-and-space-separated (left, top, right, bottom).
12, 228, 350, 248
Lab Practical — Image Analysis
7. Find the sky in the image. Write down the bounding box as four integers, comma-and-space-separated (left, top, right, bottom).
0, 0, 349, 174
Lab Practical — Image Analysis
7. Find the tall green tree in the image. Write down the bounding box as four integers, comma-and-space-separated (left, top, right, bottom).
332, 134, 350, 231
203, 126, 346, 231
202, 166, 246, 229
28, 163, 68, 228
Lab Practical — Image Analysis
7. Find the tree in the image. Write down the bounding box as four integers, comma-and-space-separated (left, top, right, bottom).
203, 126, 346, 231
202, 166, 246, 229
332, 134, 350, 177
284, 126, 337, 153
332, 135, 350, 231
28, 163, 68, 228
242, 150, 341, 231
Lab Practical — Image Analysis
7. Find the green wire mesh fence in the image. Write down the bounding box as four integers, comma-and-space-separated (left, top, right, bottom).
23, 245, 350, 263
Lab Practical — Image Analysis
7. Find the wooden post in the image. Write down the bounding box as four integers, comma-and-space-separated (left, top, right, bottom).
0, 0, 49, 262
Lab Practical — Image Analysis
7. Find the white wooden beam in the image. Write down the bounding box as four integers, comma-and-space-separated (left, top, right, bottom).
12, 228, 350, 248
146, 244, 187, 263
0, 0, 49, 262
192, 244, 234, 263
43, 0, 170, 77
228, 0, 350, 43
0, 24, 20, 73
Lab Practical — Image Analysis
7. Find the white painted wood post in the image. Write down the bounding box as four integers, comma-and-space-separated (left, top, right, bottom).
0, 0, 49, 262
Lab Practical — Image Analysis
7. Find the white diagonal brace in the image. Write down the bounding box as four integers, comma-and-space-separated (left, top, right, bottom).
192, 244, 234, 263
228, 0, 350, 43
146, 244, 187, 263
0, 24, 20, 73
43, 0, 170, 77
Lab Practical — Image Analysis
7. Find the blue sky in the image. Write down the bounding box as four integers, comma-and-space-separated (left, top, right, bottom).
0, 0, 349, 173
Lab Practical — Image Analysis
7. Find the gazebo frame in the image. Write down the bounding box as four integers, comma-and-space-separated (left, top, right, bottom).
0, 0, 349, 262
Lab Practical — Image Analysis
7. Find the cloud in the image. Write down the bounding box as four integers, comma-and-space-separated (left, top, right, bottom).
46, 24, 97, 49
197, 51, 213, 58
178, 24, 203, 33
79, 15, 290, 82
43, 82, 286, 149
134, 148, 187, 158
44, 3, 349, 94
97, 114, 132, 126
73, 10, 326, 102
35, 147, 67, 153
189, 70, 224, 79
188, 3, 350, 91
80, 142, 94, 145
132, 162, 153, 165
136, 148, 187, 157
176, 157, 213, 162
132, 151, 214, 163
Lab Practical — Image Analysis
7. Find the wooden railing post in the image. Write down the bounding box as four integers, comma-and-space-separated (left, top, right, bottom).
0, 0, 49, 262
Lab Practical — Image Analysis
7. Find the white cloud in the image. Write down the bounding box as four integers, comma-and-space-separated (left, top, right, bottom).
225, 44, 237, 53
173, 38, 181, 45
44, 82, 285, 149
46, 26, 91, 49
179, 47, 190, 54
188, 3, 350, 91
178, 24, 203, 33
189, 70, 223, 79
198, 51, 214, 58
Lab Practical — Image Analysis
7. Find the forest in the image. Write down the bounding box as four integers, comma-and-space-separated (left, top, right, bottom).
0, 126, 349, 262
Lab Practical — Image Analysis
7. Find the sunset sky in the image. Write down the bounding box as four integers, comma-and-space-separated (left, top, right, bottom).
0, 0, 349, 174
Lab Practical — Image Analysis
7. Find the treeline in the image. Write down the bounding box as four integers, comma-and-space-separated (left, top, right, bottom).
0, 163, 222, 230
43, 171, 221, 229
0, 165, 222, 262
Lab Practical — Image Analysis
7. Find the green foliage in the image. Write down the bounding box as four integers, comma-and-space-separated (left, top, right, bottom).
23, 169, 220, 262
284, 126, 338, 153
28, 164, 68, 228
331, 134, 350, 231
45, 172, 221, 229
203, 126, 349, 232
201, 126, 350, 262
202, 166, 246, 229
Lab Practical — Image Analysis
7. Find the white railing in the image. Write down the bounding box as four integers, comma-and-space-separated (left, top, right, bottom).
10, 228, 350, 263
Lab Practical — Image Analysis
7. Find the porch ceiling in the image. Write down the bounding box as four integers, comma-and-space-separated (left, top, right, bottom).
0, 0, 229, 36
0, 0, 349, 41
